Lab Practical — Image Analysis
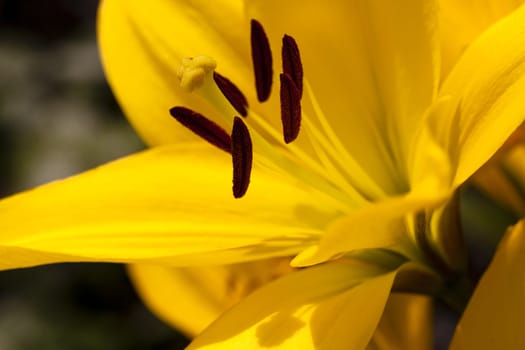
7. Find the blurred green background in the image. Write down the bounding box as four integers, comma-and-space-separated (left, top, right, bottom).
0, 1, 189, 348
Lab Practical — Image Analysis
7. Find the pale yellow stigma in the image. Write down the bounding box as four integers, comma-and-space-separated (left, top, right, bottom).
177, 55, 217, 92
175, 55, 240, 129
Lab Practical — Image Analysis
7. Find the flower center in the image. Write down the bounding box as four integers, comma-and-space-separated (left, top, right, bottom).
167, 17, 472, 308
169, 20, 384, 214
170, 19, 305, 199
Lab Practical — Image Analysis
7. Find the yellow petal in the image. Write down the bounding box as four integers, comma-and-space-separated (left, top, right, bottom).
98, 0, 251, 146
367, 293, 433, 350
0, 143, 338, 270
292, 190, 448, 267
246, 0, 440, 193
187, 260, 396, 350
439, 0, 523, 77
128, 259, 293, 337
407, 101, 454, 193
439, 3, 525, 187
450, 220, 525, 349
128, 264, 225, 337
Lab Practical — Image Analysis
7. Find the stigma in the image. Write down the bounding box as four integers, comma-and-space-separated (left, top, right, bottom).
176, 56, 217, 92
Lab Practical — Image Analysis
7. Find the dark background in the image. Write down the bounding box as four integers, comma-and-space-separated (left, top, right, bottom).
0, 1, 189, 348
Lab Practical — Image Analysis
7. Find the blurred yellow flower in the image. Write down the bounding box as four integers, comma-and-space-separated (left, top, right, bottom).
0, 0, 525, 348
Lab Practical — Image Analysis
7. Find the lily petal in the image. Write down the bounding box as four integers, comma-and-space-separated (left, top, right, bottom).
0, 143, 338, 270
128, 259, 293, 337
292, 190, 448, 267
450, 220, 525, 349
367, 293, 433, 350
128, 264, 225, 337
246, 0, 440, 192
187, 260, 396, 350
439, 0, 523, 77
439, 3, 525, 186
98, 0, 250, 146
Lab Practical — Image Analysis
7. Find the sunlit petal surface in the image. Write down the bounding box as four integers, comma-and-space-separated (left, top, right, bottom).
450, 220, 525, 349
437, 4, 525, 187
187, 261, 396, 350
128, 259, 293, 337
0, 143, 340, 269
439, 0, 523, 77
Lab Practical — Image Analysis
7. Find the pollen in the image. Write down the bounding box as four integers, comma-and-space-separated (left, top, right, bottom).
213, 72, 249, 117
280, 73, 302, 143
232, 117, 253, 198
282, 34, 303, 97
169, 106, 232, 153
251, 19, 273, 102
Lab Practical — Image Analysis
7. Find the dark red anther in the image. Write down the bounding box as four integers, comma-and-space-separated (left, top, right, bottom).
282, 34, 303, 97
279, 73, 301, 143
213, 72, 249, 117
250, 19, 273, 102
169, 106, 232, 153
231, 117, 253, 198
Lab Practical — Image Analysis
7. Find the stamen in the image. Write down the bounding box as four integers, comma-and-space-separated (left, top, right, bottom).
213, 72, 249, 117
169, 106, 232, 153
280, 73, 301, 143
250, 19, 273, 102
282, 34, 303, 97
231, 117, 253, 198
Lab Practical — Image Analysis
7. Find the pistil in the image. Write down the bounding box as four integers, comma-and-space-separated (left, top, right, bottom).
177, 56, 217, 93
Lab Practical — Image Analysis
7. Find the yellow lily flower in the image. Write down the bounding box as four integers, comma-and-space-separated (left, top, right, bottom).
1, 0, 525, 348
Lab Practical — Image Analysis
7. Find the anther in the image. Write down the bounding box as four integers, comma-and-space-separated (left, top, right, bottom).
279, 73, 301, 143
169, 106, 232, 153
250, 19, 273, 102
231, 117, 253, 198
282, 34, 303, 97
213, 72, 249, 117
